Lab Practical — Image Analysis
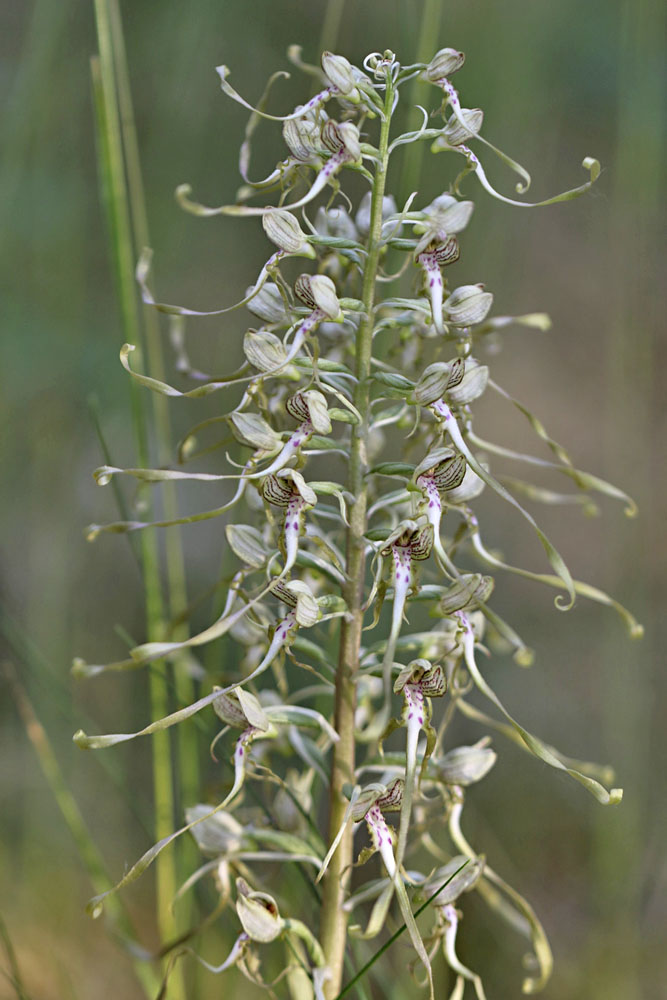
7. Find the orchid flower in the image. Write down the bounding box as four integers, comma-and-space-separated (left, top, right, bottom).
361, 520, 433, 742
261, 469, 317, 572
416, 236, 460, 333
76, 41, 633, 1000
391, 659, 447, 867
350, 779, 437, 999
414, 446, 467, 574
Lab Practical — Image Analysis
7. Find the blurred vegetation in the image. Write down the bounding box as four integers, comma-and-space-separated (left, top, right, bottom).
1, 0, 665, 998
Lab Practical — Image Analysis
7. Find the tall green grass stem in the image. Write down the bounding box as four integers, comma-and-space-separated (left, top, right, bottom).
105, 0, 199, 893
91, 4, 188, 995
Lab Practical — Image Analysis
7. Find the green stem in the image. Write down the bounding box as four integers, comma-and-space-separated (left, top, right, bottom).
320, 69, 394, 999
92, 5, 187, 996
106, 0, 198, 905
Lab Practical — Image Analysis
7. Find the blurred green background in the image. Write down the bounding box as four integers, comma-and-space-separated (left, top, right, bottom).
1, 0, 665, 997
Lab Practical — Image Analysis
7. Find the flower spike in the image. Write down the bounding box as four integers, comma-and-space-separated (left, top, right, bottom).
76, 43, 634, 1000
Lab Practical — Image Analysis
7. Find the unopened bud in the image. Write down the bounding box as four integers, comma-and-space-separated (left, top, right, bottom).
243, 329, 288, 372
423, 48, 466, 82
283, 117, 323, 161
444, 284, 494, 326
321, 51, 360, 101
225, 523, 268, 568
262, 209, 315, 257
246, 281, 289, 324
229, 411, 281, 452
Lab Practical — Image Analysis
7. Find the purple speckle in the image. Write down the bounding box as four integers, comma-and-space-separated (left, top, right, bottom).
429, 278, 434, 287
408, 712, 413, 720
418, 717, 423, 725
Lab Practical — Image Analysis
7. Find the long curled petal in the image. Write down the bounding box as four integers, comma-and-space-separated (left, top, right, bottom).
463, 146, 600, 208
216, 65, 331, 121
176, 150, 350, 218
433, 400, 576, 609
136, 247, 279, 316
454, 612, 622, 805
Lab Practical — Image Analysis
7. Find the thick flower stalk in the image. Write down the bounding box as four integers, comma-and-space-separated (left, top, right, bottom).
76, 43, 640, 1000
